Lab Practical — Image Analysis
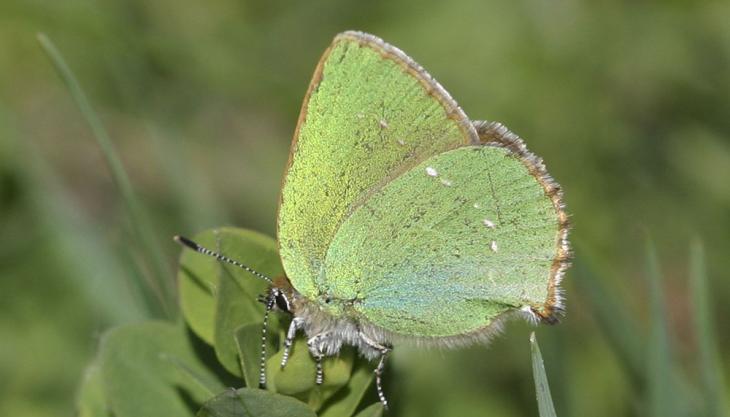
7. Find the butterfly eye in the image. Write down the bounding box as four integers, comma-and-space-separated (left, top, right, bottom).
275, 292, 291, 313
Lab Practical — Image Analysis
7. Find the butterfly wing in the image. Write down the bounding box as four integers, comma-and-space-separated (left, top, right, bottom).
323, 128, 568, 338
278, 32, 479, 299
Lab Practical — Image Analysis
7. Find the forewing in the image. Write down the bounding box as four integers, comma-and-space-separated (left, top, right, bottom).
278, 31, 479, 299
323, 143, 566, 337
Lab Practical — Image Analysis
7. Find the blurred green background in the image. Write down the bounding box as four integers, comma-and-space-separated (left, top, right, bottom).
1, 0, 729, 416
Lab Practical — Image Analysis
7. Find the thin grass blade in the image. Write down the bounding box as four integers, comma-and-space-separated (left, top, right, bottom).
689, 239, 729, 417
20, 131, 147, 323
645, 239, 680, 417
573, 258, 644, 385
37, 33, 176, 318
531, 332, 558, 417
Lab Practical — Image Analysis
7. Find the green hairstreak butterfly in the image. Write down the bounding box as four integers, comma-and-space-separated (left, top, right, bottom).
176, 31, 570, 408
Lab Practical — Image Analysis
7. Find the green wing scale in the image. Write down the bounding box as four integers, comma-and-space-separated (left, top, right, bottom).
278, 31, 568, 340
279, 32, 479, 301
325, 144, 563, 337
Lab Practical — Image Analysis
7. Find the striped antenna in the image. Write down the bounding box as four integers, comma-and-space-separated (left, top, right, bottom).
259, 294, 275, 388
174, 235, 273, 284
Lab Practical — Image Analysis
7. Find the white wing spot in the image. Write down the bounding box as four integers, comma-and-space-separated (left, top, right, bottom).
483, 219, 495, 229
488, 270, 497, 286
473, 202, 482, 209
356, 113, 365, 119
440, 178, 452, 187
396, 138, 406, 146
379, 119, 389, 129
490, 240, 499, 253
426, 166, 439, 177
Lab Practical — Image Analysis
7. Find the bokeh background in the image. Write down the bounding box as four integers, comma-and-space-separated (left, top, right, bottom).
2, 0, 729, 416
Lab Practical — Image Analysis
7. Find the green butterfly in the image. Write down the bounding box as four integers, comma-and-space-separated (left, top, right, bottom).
177, 31, 570, 408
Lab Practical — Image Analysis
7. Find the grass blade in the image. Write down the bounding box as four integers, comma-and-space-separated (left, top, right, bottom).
575, 249, 700, 412
23, 139, 149, 323
531, 332, 558, 417
645, 239, 679, 417
689, 239, 729, 417
36, 33, 176, 318
573, 259, 644, 385
9, 104, 148, 323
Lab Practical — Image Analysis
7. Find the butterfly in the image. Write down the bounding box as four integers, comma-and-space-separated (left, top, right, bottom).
176, 30, 570, 409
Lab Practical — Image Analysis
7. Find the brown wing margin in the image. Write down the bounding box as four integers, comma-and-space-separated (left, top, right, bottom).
474, 120, 571, 324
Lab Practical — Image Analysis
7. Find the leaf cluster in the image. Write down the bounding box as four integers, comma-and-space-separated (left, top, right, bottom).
77, 228, 381, 417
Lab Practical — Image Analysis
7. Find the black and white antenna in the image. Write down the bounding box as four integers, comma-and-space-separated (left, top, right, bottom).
174, 235, 273, 284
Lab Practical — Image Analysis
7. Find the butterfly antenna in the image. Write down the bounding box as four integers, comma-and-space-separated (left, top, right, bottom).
259, 294, 276, 388
174, 235, 273, 284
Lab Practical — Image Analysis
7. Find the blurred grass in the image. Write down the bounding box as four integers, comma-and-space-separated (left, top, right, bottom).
37, 33, 176, 318
1, 0, 729, 416
645, 239, 682, 417
690, 240, 729, 417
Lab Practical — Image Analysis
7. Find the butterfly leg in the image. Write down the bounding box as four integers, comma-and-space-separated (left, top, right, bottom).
307, 332, 330, 385
258, 293, 276, 389
280, 317, 304, 369
359, 332, 392, 409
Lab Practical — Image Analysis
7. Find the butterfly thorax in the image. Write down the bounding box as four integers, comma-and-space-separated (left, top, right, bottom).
271, 275, 389, 360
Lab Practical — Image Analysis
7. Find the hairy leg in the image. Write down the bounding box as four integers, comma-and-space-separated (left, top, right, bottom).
359, 332, 392, 409
307, 332, 330, 385
280, 317, 304, 369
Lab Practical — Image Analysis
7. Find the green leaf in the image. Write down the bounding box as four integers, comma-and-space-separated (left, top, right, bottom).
160, 351, 225, 397
178, 227, 282, 364
265, 337, 316, 395
238, 318, 361, 412
318, 358, 375, 417
265, 339, 355, 408
351, 402, 384, 417
645, 240, 679, 417
214, 229, 283, 375
37, 33, 175, 318
96, 321, 222, 417
196, 388, 316, 417
178, 231, 220, 344
76, 362, 111, 417
530, 332, 557, 417
179, 227, 364, 411
235, 322, 279, 389
689, 239, 729, 417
